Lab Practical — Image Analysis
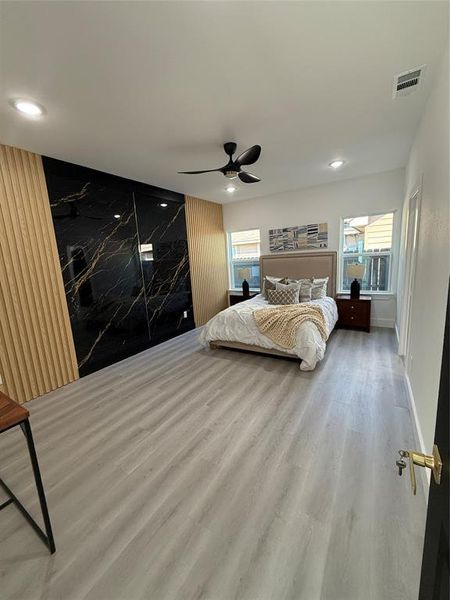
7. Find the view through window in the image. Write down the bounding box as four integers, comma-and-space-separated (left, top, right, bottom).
229, 229, 261, 289
341, 212, 394, 292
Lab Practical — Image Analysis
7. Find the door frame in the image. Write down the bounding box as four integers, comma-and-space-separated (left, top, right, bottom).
398, 184, 422, 360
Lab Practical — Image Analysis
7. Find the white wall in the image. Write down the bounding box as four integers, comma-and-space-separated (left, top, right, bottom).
223, 168, 405, 327
398, 47, 449, 452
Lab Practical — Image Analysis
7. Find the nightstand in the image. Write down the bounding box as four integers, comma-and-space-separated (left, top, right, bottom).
229, 292, 257, 306
336, 295, 371, 333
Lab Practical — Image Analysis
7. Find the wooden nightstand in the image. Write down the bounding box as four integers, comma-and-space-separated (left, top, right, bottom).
336, 295, 371, 333
229, 292, 257, 306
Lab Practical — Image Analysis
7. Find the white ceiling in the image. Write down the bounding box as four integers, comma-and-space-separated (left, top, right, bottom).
0, 1, 448, 204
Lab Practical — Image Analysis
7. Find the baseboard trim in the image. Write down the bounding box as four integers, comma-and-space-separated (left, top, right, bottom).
371, 318, 395, 328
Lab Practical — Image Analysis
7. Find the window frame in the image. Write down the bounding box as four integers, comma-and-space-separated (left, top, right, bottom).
227, 228, 261, 291
338, 210, 397, 295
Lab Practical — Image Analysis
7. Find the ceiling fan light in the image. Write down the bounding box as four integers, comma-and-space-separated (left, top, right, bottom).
226, 185, 236, 193
225, 171, 238, 179
329, 159, 345, 169
11, 98, 44, 116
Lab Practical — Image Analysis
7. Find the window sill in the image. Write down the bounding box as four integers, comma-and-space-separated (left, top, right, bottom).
228, 288, 260, 294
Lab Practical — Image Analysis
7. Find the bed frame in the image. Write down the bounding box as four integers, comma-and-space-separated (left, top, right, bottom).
209, 250, 337, 359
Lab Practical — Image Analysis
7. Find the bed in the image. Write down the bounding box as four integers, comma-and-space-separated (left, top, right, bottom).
199, 251, 338, 370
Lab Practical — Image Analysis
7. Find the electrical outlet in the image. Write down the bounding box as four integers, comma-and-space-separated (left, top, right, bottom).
183, 311, 188, 319
0, 374, 3, 385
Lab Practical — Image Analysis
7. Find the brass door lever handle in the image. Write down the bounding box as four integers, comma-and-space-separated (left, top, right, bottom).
396, 445, 442, 495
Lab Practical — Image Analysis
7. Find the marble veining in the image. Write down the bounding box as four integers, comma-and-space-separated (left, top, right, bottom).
44, 157, 194, 376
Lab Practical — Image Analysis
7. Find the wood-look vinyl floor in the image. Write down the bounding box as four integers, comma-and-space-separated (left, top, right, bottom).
0, 328, 426, 600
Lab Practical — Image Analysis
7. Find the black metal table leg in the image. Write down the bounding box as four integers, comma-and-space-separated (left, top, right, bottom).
20, 419, 56, 553
0, 418, 55, 554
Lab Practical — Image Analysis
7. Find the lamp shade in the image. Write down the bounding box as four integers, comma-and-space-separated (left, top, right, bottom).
237, 267, 251, 280
347, 263, 365, 279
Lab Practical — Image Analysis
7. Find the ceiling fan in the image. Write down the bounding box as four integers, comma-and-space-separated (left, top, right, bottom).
178, 142, 261, 184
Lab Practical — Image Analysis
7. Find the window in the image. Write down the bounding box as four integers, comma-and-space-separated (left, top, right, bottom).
139, 243, 153, 261
229, 229, 261, 289
340, 212, 394, 293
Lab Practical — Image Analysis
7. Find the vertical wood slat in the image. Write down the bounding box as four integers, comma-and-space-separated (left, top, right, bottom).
0, 144, 79, 404
185, 195, 228, 326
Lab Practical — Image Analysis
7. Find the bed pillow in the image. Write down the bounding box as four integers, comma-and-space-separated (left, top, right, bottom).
311, 277, 329, 299
267, 288, 298, 305
275, 281, 300, 302
298, 280, 313, 302
262, 276, 286, 299
283, 277, 313, 302
284, 277, 311, 285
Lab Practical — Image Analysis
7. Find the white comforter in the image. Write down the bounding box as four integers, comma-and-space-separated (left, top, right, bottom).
199, 294, 338, 371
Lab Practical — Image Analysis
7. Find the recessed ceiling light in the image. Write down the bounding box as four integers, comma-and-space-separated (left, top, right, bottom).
11, 99, 44, 117
226, 185, 236, 193
159, 203, 168, 208
114, 214, 121, 219
329, 160, 345, 169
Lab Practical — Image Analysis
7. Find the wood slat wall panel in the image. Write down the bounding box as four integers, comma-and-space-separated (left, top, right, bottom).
0, 145, 79, 403
185, 195, 228, 326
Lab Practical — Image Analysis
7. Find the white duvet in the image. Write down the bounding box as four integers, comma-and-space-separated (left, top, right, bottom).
199, 294, 338, 371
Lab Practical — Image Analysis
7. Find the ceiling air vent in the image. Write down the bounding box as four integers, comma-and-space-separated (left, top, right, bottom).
393, 65, 426, 98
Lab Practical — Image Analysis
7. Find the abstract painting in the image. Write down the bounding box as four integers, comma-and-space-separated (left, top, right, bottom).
269, 223, 328, 252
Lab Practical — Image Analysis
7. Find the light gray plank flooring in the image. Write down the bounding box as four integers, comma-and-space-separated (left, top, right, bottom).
0, 328, 426, 600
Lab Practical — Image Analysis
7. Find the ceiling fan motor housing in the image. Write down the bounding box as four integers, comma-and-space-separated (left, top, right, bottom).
224, 142, 237, 156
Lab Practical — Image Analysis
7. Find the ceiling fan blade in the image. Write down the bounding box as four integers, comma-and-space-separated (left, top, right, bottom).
178, 168, 223, 175
238, 171, 261, 184
235, 145, 261, 167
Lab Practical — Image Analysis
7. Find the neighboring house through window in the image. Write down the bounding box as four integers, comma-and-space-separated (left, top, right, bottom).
341, 212, 394, 293
229, 229, 261, 289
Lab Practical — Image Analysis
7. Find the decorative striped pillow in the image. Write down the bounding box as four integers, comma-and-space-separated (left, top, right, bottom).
267, 288, 298, 305
311, 277, 329, 299
298, 280, 313, 302
284, 277, 311, 285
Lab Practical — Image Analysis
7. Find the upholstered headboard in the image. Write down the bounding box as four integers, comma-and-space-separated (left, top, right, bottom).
260, 251, 337, 298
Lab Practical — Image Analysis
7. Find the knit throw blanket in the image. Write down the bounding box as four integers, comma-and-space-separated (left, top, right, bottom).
253, 304, 328, 349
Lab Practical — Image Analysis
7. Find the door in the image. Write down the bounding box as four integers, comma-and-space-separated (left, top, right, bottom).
418, 282, 449, 599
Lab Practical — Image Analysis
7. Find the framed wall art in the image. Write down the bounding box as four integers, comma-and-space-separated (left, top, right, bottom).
269, 223, 328, 252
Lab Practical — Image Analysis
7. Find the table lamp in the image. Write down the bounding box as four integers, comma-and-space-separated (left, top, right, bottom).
237, 267, 251, 298
347, 263, 365, 299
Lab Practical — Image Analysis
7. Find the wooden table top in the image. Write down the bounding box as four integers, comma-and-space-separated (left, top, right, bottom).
0, 390, 29, 433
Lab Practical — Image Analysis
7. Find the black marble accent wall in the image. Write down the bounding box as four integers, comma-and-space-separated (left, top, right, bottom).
43, 157, 194, 377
